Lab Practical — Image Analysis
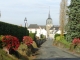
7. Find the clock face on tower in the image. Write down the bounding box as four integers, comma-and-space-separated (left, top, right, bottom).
47, 19, 52, 25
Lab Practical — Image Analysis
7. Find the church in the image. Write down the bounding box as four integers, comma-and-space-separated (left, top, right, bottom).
46, 9, 59, 38
28, 9, 59, 39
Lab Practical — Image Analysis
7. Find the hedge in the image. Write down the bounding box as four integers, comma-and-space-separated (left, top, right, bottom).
29, 32, 36, 41
54, 34, 66, 39
0, 21, 29, 42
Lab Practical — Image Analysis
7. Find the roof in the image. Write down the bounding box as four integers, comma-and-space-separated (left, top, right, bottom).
47, 18, 52, 20
50, 26, 54, 30
50, 25, 59, 30
28, 24, 39, 29
39, 25, 46, 29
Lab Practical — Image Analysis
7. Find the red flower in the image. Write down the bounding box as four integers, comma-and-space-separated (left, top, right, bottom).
23, 36, 33, 46
2, 35, 20, 51
72, 38, 80, 45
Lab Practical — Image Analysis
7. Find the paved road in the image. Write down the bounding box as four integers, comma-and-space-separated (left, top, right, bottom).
35, 39, 80, 60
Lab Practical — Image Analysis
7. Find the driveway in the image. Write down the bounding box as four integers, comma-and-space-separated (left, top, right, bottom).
35, 39, 80, 60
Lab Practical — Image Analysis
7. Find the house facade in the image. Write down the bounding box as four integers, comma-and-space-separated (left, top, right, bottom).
27, 8, 61, 39
28, 24, 47, 38
49, 25, 59, 39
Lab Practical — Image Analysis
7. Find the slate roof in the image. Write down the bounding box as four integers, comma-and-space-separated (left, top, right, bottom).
50, 25, 59, 30
28, 24, 39, 29
47, 17, 52, 20
50, 26, 54, 30
39, 25, 46, 29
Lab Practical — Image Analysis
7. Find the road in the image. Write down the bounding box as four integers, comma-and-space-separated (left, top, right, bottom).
34, 39, 80, 60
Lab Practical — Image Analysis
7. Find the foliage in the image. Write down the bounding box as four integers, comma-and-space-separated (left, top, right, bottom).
29, 32, 36, 41
18, 44, 29, 60
72, 38, 80, 45
55, 36, 61, 41
55, 36, 70, 48
0, 49, 15, 60
18, 42, 28, 51
66, 0, 80, 42
2, 35, 20, 50
0, 21, 29, 42
60, 38, 70, 48
40, 34, 45, 39
54, 34, 67, 40
54, 34, 60, 39
0, 35, 3, 41
32, 41, 38, 48
23, 36, 33, 46
0, 35, 3, 48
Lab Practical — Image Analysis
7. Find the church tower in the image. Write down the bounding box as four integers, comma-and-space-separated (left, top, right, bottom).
46, 8, 53, 37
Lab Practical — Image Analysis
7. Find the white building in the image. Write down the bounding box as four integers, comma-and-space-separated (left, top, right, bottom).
28, 24, 47, 38
49, 25, 59, 39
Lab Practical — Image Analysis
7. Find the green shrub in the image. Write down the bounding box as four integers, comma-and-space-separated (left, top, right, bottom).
59, 36, 70, 48
55, 35, 70, 48
29, 32, 36, 41
54, 34, 60, 39
40, 34, 45, 39
0, 35, 3, 41
0, 21, 29, 42
0, 49, 13, 60
0, 35, 3, 48
54, 34, 67, 39
64, 34, 66, 37
55, 36, 61, 41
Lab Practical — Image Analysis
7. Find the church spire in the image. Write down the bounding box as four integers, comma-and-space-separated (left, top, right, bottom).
48, 6, 51, 18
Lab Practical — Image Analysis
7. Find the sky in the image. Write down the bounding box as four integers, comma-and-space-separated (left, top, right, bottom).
0, 0, 70, 27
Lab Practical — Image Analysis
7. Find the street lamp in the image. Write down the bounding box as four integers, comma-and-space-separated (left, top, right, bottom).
24, 17, 27, 36
24, 17, 27, 28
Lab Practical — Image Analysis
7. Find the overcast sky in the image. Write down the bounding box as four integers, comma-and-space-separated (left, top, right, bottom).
0, 0, 70, 27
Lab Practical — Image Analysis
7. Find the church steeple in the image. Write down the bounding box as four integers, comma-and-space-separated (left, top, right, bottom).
46, 6, 53, 37
48, 7, 51, 19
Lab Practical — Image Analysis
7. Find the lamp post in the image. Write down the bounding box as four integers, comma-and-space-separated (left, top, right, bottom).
24, 17, 27, 28
24, 17, 27, 35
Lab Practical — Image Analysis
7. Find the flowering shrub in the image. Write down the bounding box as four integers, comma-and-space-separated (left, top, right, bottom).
2, 35, 20, 50
0, 35, 3, 41
0, 35, 3, 48
72, 38, 80, 45
23, 36, 33, 46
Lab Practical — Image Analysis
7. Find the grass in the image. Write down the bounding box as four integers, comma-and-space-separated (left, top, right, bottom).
0, 49, 16, 60
54, 36, 80, 56
32, 41, 38, 48
0, 41, 38, 60
55, 36, 71, 48
17, 41, 38, 60
60, 39, 70, 48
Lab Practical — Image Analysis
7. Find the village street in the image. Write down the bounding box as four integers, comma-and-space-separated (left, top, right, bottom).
35, 39, 80, 60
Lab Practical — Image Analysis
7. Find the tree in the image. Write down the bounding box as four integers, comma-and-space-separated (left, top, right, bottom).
66, 0, 80, 42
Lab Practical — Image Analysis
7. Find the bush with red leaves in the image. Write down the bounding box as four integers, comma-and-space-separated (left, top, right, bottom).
72, 38, 80, 45
23, 36, 33, 46
2, 35, 20, 50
